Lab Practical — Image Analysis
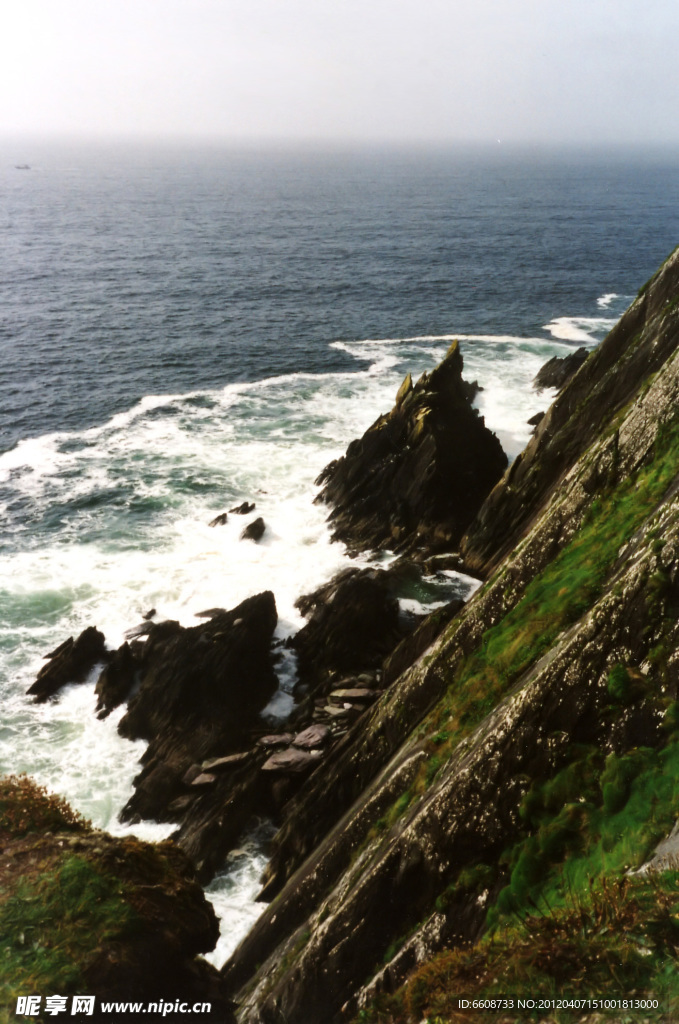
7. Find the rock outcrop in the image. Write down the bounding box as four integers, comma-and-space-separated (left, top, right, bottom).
118, 593, 278, 832
221, 247, 679, 1022
0, 774, 234, 1021
533, 345, 589, 390
315, 341, 507, 556
27, 627, 107, 703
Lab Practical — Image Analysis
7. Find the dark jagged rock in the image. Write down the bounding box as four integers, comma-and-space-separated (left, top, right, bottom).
118, 593, 278, 833
527, 410, 545, 427
209, 512, 228, 527
142, 607, 156, 620
533, 346, 589, 391
27, 626, 107, 703
124, 621, 152, 640
314, 341, 507, 556
291, 568, 404, 689
229, 501, 256, 514
95, 641, 139, 719
240, 517, 266, 542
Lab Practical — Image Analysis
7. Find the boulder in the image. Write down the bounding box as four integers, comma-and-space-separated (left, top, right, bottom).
201, 753, 251, 771
314, 342, 507, 556
240, 517, 266, 542
292, 724, 331, 749
258, 733, 295, 748
27, 626, 107, 703
229, 501, 256, 514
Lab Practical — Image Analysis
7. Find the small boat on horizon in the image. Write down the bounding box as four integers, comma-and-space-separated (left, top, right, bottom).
14, 164, 31, 170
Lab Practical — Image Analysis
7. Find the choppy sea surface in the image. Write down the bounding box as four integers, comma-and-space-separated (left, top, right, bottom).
1, 140, 678, 964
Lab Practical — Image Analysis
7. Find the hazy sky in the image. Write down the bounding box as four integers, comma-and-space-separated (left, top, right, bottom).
1, 0, 678, 144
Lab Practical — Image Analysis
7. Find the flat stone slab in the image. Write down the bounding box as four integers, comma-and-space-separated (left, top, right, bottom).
191, 772, 217, 786
293, 724, 331, 749
258, 733, 295, 748
261, 749, 323, 773
322, 705, 355, 718
328, 688, 379, 703
201, 752, 250, 771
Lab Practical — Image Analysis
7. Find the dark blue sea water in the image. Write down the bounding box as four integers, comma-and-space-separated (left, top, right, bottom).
2, 142, 678, 451
0, 140, 678, 963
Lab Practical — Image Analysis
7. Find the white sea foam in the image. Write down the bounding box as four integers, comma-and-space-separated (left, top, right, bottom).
542, 316, 618, 344
0, 321, 603, 957
597, 293, 619, 309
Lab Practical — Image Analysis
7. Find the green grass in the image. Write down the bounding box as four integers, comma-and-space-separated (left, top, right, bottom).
358, 873, 679, 1023
0, 855, 139, 1005
392, 414, 679, 808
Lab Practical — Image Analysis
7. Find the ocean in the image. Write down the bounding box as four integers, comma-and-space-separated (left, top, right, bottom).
1, 140, 678, 964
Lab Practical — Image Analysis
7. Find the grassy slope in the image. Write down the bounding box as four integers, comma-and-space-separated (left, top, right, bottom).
357, 412, 679, 1022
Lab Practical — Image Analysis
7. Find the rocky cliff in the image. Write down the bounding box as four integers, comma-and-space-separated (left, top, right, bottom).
0, 775, 234, 1021
223, 245, 679, 1022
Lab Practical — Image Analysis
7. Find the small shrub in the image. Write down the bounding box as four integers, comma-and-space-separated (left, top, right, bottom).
0, 775, 88, 836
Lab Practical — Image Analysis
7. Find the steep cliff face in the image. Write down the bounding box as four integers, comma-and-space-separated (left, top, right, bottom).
223, 247, 679, 1022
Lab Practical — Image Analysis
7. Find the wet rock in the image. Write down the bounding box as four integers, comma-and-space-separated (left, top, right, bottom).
118, 592, 278, 830
142, 607, 156, 620
292, 568, 405, 689
381, 597, 465, 686
533, 347, 589, 391
527, 410, 545, 427
95, 641, 139, 719
240, 517, 266, 542
27, 626, 107, 703
314, 342, 507, 556
124, 622, 153, 640
229, 501, 256, 514
194, 607, 227, 619
209, 512, 229, 527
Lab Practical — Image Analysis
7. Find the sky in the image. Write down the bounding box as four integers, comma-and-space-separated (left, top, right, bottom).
1, 0, 678, 145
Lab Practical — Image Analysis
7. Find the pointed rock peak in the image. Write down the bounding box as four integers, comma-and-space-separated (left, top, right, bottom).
395, 372, 413, 407
446, 339, 461, 361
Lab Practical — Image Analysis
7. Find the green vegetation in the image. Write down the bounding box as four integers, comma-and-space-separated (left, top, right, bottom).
397, 413, 679, 807
0, 855, 138, 1004
0, 775, 199, 1017
357, 874, 679, 1023
357, 411, 679, 1021
0, 774, 88, 836
493, 736, 679, 923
